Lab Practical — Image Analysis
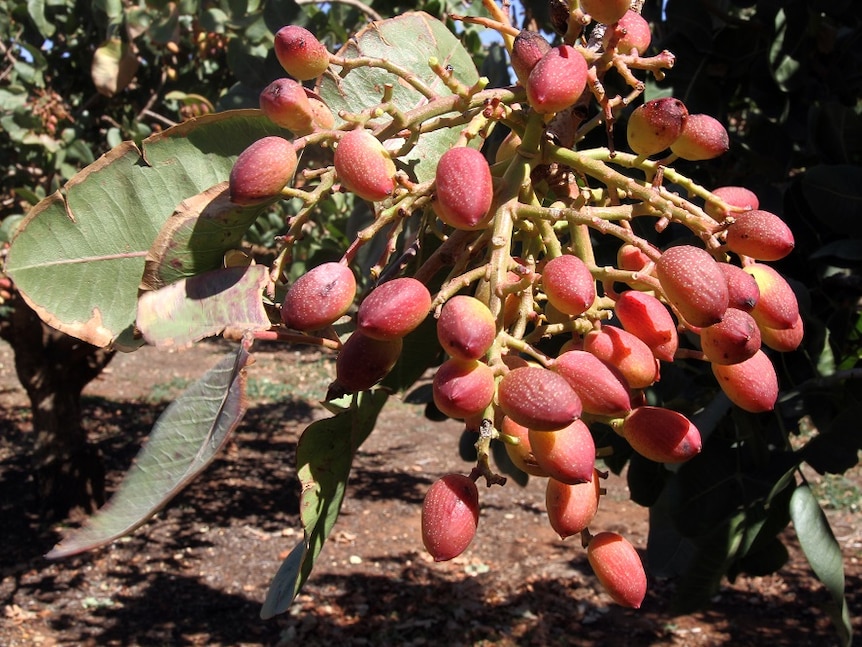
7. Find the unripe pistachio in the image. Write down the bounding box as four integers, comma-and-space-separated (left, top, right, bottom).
617, 242, 655, 272
760, 313, 804, 352
502, 416, 549, 477
580, 0, 630, 25
306, 90, 335, 130
744, 264, 799, 330
494, 130, 522, 164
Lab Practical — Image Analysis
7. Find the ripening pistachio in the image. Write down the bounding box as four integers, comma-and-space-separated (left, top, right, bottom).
511, 30, 552, 85
626, 98, 689, 157
526, 45, 588, 115
655, 245, 729, 328
497, 366, 583, 431
705, 186, 760, 220
712, 349, 778, 412
700, 308, 761, 365
259, 78, 315, 135
356, 277, 432, 340
274, 25, 330, 80
334, 129, 397, 202
724, 210, 795, 261
422, 474, 480, 562
433, 147, 494, 230
622, 406, 702, 464
614, 290, 679, 362
587, 531, 647, 609
281, 262, 356, 331
670, 113, 730, 161
612, 10, 652, 54
228, 136, 297, 205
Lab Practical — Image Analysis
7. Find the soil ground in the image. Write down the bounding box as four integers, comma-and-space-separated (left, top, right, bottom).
1, 339, 860, 646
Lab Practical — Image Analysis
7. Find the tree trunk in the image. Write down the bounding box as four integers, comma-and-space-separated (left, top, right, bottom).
0, 295, 115, 519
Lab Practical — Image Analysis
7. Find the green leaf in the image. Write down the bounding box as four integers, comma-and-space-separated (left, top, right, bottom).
801, 165, 862, 236
490, 437, 529, 487
0, 215, 24, 244
627, 453, 668, 507
802, 404, 862, 475
790, 484, 853, 647
317, 12, 480, 183
380, 315, 442, 392
140, 182, 268, 290
670, 513, 746, 614
646, 488, 697, 578
5, 110, 291, 349
769, 7, 806, 92
27, 0, 55, 38
260, 390, 389, 619
45, 340, 252, 558
732, 536, 789, 578
136, 265, 271, 349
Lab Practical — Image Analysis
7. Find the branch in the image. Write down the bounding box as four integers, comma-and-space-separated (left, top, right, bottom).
295, 0, 382, 21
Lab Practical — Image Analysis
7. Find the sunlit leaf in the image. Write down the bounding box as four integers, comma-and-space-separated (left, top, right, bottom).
26, 0, 55, 38
91, 38, 139, 97
46, 339, 252, 558
141, 182, 269, 291
5, 111, 291, 349
317, 11, 480, 183
136, 265, 271, 349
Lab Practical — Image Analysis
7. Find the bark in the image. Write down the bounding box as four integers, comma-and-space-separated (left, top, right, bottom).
0, 294, 115, 519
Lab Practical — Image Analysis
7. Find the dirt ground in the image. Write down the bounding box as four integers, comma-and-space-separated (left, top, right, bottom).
1, 338, 860, 646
